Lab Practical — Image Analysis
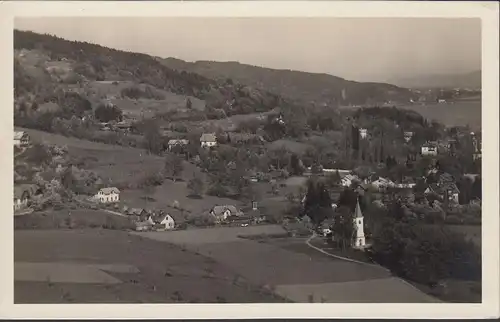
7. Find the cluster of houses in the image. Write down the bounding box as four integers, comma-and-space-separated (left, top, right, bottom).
91, 186, 263, 231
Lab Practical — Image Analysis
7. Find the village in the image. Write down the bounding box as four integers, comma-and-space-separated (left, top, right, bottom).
14, 119, 482, 246
12, 26, 484, 305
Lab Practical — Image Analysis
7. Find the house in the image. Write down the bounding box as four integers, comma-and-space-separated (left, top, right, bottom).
113, 121, 132, 132
14, 184, 42, 211
403, 131, 414, 143
14, 131, 30, 147
210, 206, 231, 223
209, 205, 242, 223
157, 214, 176, 230
424, 174, 460, 204
200, 133, 217, 148
168, 139, 189, 151
94, 187, 120, 203
14, 186, 30, 211
421, 142, 438, 156
210, 205, 243, 222
341, 174, 360, 187
370, 177, 395, 190
320, 218, 335, 237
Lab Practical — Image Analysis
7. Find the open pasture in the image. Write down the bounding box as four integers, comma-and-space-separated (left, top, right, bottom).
14, 229, 284, 303
137, 225, 438, 303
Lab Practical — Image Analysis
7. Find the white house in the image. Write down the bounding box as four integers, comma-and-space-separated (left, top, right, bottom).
14, 131, 30, 147
200, 133, 217, 148
371, 177, 395, 190
341, 174, 360, 187
359, 128, 368, 139
421, 143, 438, 156
159, 214, 176, 230
94, 187, 120, 203
14, 186, 30, 211
352, 199, 366, 249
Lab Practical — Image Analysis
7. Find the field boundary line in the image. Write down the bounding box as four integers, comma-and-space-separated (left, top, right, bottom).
305, 233, 384, 268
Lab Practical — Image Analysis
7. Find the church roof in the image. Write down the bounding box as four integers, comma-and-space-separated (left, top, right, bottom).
354, 199, 363, 218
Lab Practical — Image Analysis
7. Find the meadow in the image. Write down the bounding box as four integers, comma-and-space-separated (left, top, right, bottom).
14, 229, 285, 303
136, 225, 439, 303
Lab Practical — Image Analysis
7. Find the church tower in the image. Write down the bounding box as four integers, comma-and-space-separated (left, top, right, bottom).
352, 198, 366, 249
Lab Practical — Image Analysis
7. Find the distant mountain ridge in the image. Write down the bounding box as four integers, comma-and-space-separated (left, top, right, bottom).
388, 71, 481, 90
157, 57, 416, 106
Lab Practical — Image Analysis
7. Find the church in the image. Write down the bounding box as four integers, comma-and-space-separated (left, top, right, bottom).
352, 198, 366, 249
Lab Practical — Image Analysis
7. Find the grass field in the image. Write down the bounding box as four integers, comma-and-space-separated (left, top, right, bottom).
14, 229, 285, 303
14, 209, 134, 231
136, 225, 439, 303
119, 181, 242, 215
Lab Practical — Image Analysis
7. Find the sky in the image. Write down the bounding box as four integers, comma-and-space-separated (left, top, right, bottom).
15, 17, 481, 83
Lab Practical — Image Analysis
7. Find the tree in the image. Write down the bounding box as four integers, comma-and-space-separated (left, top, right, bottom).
186, 98, 193, 110
331, 206, 354, 250
303, 179, 332, 224
94, 103, 123, 123
337, 187, 358, 210
164, 154, 184, 181
25, 143, 52, 165
143, 121, 163, 155
288, 153, 304, 176
187, 174, 204, 197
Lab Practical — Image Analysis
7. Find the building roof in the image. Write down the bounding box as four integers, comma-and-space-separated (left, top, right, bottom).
354, 199, 363, 218
14, 131, 27, 140
211, 205, 240, 216
129, 208, 146, 215
200, 133, 217, 142
99, 187, 120, 195
168, 139, 189, 145
14, 184, 39, 199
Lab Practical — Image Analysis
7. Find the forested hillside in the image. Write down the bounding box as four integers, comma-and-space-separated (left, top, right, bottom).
157, 58, 417, 106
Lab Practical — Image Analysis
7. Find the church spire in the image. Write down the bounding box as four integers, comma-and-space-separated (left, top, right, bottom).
354, 198, 363, 218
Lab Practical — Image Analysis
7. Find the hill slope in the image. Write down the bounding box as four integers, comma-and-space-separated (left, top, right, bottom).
157, 58, 416, 106
13, 30, 282, 120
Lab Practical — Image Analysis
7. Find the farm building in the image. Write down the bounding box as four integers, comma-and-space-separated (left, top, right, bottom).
94, 187, 120, 203
14, 131, 30, 147
200, 133, 217, 148
167, 139, 189, 151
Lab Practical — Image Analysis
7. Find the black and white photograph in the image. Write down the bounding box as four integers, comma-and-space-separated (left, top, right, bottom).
1, 1, 499, 320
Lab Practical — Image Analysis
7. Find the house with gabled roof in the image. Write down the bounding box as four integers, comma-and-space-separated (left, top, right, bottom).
200, 133, 217, 148
94, 187, 120, 203
14, 131, 30, 147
